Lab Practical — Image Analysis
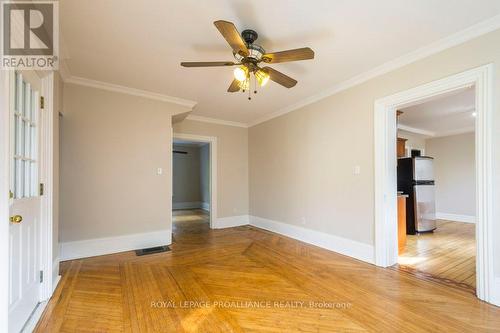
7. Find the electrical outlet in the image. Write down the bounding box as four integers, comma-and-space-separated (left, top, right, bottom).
353, 165, 361, 175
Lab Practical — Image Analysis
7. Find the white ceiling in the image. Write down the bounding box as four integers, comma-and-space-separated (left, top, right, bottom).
60, 0, 500, 124
399, 87, 475, 136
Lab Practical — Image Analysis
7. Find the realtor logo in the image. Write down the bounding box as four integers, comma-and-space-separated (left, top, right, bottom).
1, 1, 58, 70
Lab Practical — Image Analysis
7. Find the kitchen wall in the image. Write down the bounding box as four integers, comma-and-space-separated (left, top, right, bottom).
397, 129, 428, 155
249, 28, 500, 270
426, 132, 475, 220
173, 119, 248, 218
172, 144, 202, 207
60, 83, 189, 251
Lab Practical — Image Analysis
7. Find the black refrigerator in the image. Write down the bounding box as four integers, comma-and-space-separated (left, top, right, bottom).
397, 156, 436, 234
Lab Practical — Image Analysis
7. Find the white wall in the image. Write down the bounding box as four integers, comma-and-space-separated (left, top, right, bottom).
426, 132, 475, 220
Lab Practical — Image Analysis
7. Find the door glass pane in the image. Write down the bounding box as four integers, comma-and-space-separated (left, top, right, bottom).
19, 160, 25, 198
31, 90, 36, 121
24, 158, 30, 197
24, 120, 30, 160
12, 73, 39, 199
20, 118, 25, 157
30, 125, 36, 160
30, 161, 36, 196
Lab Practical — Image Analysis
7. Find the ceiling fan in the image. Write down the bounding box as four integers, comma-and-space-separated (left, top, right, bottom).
181, 20, 315, 99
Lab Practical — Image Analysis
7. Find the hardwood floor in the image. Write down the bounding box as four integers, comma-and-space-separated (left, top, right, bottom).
396, 220, 476, 291
36, 211, 499, 332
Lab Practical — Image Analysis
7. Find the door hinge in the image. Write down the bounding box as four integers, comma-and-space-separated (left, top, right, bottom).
39, 270, 44, 283
9, 190, 14, 199
40, 96, 44, 109
39, 183, 44, 196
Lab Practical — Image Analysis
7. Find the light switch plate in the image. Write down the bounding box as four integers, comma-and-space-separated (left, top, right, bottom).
157, 167, 163, 175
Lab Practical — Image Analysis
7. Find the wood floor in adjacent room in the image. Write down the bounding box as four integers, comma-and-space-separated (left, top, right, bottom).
36, 210, 499, 332
396, 220, 476, 291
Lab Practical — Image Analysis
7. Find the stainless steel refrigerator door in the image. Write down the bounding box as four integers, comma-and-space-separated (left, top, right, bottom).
413, 158, 434, 181
414, 184, 436, 232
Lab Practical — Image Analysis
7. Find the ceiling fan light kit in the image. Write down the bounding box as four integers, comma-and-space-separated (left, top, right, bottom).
181, 20, 315, 100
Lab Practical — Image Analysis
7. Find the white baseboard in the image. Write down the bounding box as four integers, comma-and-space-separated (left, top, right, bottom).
213, 215, 249, 229
249, 216, 374, 264
52, 275, 61, 293
21, 301, 48, 333
173, 201, 202, 210
60, 229, 172, 261
436, 212, 476, 223
52, 257, 60, 292
491, 277, 500, 306
201, 201, 210, 211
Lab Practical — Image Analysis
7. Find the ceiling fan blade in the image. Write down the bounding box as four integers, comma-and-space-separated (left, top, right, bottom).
181, 61, 236, 67
263, 67, 297, 88
214, 20, 249, 57
262, 47, 314, 64
227, 79, 240, 92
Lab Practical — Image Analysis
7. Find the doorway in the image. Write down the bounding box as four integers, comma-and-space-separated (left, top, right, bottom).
395, 87, 476, 291
373, 64, 496, 305
172, 133, 217, 229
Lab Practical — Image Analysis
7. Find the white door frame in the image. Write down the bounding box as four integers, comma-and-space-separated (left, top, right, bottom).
0, 70, 56, 331
373, 64, 496, 305
172, 133, 217, 229
40, 72, 57, 300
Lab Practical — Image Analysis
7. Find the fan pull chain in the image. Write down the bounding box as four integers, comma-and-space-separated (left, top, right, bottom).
254, 75, 257, 94
248, 75, 252, 100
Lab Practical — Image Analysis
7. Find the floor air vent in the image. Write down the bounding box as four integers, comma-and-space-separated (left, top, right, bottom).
135, 245, 171, 256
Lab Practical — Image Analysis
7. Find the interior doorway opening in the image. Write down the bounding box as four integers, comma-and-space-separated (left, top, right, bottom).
172, 133, 217, 230
172, 139, 211, 230
394, 87, 476, 292
374, 64, 496, 305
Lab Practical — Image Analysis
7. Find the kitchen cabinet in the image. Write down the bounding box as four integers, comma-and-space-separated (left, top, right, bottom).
397, 138, 407, 158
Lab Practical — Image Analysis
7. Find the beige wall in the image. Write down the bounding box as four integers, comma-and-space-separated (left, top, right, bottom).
60, 83, 188, 242
426, 132, 475, 217
172, 144, 201, 204
173, 119, 248, 217
249, 27, 500, 259
397, 129, 427, 154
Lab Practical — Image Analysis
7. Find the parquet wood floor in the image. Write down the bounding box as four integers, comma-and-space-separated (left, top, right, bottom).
396, 220, 476, 291
36, 210, 500, 332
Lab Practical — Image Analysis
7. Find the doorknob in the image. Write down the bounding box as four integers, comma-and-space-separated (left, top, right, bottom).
10, 215, 22, 224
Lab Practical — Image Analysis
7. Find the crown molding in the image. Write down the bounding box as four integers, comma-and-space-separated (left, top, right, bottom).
64, 76, 197, 110
398, 124, 435, 137
248, 14, 500, 127
185, 115, 248, 128
431, 126, 474, 138
398, 123, 475, 139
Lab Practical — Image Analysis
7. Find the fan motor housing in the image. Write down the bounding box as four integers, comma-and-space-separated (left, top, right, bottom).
234, 44, 265, 64
241, 29, 258, 44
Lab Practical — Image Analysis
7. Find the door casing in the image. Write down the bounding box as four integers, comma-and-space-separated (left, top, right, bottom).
373, 64, 497, 305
